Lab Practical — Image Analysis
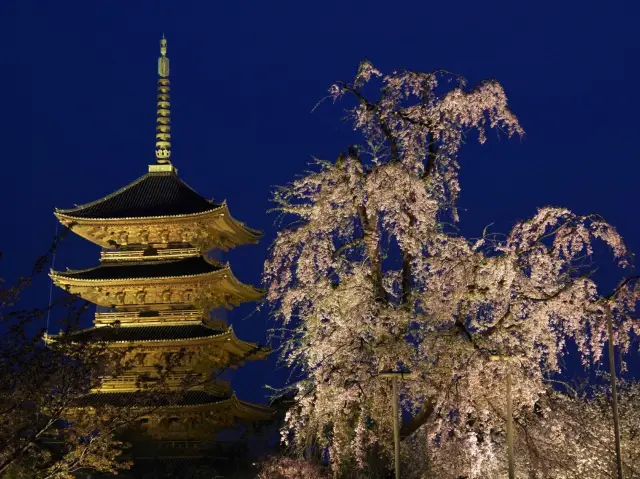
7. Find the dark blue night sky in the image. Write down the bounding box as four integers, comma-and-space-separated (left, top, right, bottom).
1, 0, 638, 404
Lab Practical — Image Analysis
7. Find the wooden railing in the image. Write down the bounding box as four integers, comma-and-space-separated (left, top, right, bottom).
98, 374, 230, 394
100, 247, 200, 262
95, 309, 206, 325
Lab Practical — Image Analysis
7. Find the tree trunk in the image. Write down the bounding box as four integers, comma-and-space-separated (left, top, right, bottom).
424, 131, 438, 179
401, 253, 412, 306
358, 205, 386, 302
400, 400, 434, 439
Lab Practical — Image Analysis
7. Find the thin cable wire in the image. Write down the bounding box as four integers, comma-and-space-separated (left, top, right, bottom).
45, 221, 59, 334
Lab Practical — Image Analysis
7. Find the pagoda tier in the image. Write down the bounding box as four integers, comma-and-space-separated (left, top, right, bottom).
70, 392, 273, 441
50, 322, 268, 359
55, 170, 261, 251
51, 322, 269, 373
49, 322, 269, 396
49, 255, 263, 310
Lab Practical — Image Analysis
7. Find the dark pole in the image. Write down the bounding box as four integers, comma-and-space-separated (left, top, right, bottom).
606, 302, 623, 479
392, 376, 400, 479
491, 355, 515, 478
506, 370, 514, 479
379, 371, 412, 479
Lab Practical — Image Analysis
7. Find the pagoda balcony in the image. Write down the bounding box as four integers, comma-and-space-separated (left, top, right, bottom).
100, 247, 200, 263
96, 373, 231, 396
94, 309, 227, 329
155, 440, 216, 452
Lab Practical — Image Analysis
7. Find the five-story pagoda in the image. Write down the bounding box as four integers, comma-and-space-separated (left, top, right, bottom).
48, 37, 273, 463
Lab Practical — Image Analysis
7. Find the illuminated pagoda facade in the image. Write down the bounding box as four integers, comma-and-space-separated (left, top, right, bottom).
49, 37, 272, 464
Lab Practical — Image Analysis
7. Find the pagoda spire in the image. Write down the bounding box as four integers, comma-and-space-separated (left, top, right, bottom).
155, 35, 172, 164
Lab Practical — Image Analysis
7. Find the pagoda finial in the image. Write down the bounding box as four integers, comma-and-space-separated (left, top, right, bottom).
155, 36, 171, 164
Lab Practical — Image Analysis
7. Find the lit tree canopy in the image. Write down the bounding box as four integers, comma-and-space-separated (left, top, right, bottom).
264, 63, 640, 477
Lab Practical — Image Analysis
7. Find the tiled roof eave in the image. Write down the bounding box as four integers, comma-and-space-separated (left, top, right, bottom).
55, 173, 151, 215
47, 325, 268, 352
226, 325, 271, 354
69, 393, 273, 411
234, 397, 276, 416
55, 202, 262, 238
69, 394, 236, 410
54, 172, 225, 220
218, 203, 263, 237
50, 267, 228, 283
55, 202, 226, 222
49, 264, 265, 300
50, 326, 227, 343
102, 333, 259, 347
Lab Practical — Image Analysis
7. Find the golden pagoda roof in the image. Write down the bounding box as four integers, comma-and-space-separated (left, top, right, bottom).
54, 177, 261, 250
71, 390, 274, 420
56, 171, 255, 227
57, 323, 225, 342
48, 323, 270, 359
52, 255, 223, 281
50, 256, 264, 309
